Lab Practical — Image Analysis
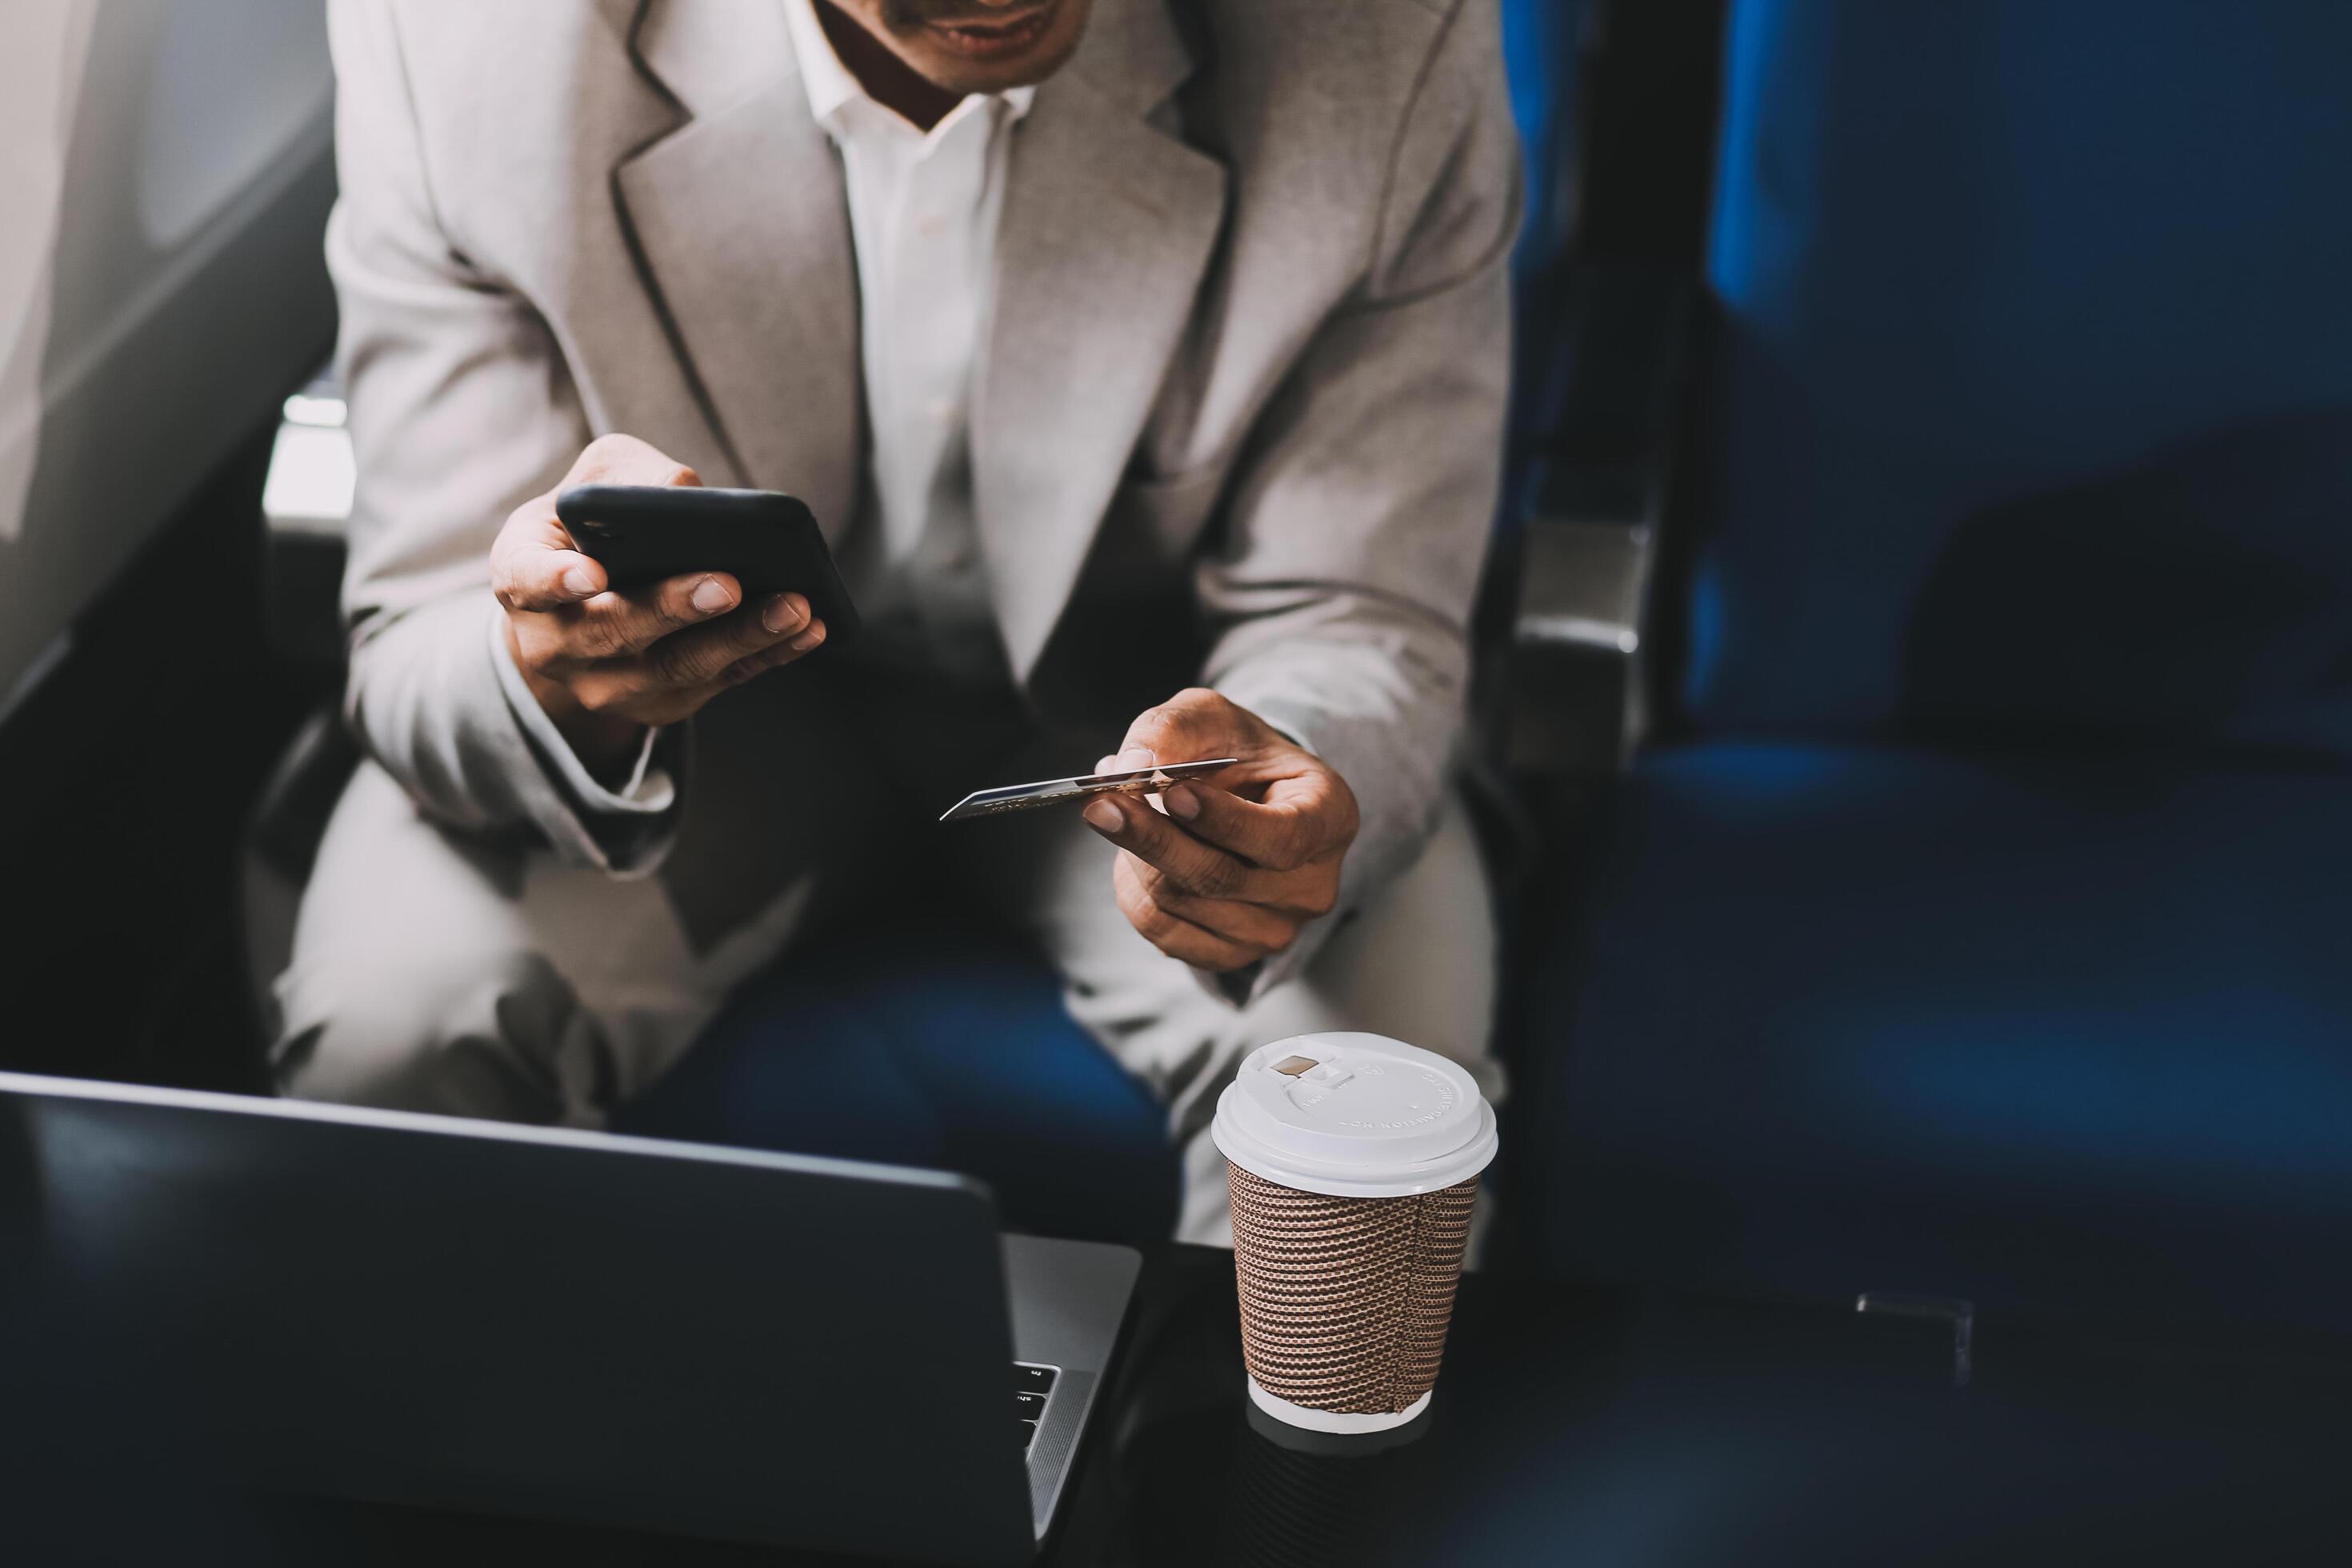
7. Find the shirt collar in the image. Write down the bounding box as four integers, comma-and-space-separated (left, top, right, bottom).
782, 0, 1036, 139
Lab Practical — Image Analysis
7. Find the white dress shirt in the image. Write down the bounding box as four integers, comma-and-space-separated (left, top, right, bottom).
502, 0, 1030, 814
784, 0, 1030, 580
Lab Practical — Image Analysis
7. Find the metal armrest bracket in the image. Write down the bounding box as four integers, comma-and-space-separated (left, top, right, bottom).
1500, 263, 1694, 774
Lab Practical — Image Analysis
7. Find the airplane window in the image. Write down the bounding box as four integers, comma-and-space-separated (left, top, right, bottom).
0, 0, 334, 719
136, 0, 333, 251
0, 0, 99, 550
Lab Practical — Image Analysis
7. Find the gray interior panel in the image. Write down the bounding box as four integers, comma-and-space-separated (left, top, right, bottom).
0, 0, 337, 706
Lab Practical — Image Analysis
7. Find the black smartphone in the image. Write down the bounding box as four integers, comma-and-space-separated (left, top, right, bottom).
554, 484, 859, 647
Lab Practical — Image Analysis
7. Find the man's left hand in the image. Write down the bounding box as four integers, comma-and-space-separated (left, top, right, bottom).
1082, 689, 1360, 974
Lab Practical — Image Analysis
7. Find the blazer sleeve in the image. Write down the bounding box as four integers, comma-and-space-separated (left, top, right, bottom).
1201, 0, 1519, 994
324, 0, 681, 874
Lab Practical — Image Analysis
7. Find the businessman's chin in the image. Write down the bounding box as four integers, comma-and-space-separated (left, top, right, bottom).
894, 0, 1088, 94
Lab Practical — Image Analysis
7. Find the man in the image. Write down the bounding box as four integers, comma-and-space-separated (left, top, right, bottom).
280, 0, 1518, 1244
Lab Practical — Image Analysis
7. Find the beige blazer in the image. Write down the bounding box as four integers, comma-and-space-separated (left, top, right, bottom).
326, 0, 1518, 980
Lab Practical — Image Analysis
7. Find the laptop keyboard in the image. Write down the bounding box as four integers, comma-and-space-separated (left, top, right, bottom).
1015, 1362, 1059, 1450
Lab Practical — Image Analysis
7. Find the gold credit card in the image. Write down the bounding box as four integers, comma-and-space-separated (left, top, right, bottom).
938, 758, 1240, 822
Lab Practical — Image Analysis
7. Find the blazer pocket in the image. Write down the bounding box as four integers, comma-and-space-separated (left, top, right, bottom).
1111, 460, 1229, 562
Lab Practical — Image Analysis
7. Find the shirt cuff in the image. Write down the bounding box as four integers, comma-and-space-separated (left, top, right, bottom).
489, 606, 674, 815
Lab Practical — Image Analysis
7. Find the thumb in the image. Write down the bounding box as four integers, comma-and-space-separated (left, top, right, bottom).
492, 498, 607, 612
1120, 686, 1241, 762
565, 432, 703, 490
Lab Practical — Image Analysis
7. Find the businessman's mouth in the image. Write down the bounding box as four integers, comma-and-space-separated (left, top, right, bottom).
926, 4, 1055, 60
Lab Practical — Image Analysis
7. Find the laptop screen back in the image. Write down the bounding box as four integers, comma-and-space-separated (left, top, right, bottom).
0, 1074, 1035, 1565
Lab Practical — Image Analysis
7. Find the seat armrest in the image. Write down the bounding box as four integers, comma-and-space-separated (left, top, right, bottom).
259, 368, 353, 670
1508, 514, 1653, 772
1500, 262, 1695, 774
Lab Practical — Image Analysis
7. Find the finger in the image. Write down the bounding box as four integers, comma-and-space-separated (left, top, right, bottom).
1114, 861, 1266, 972
567, 574, 750, 660
1094, 746, 1154, 775
1128, 867, 1300, 954
714, 626, 823, 686
563, 432, 704, 490
647, 602, 822, 688
1119, 686, 1235, 762
649, 601, 817, 686
1082, 791, 1264, 902
1127, 853, 1336, 922
1160, 777, 1341, 872
491, 503, 608, 613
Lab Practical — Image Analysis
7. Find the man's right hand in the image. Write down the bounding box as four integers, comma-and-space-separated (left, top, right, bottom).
490, 434, 827, 779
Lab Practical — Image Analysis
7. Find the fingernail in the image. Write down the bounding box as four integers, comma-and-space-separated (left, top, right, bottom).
693, 577, 734, 614
761, 593, 804, 633
1116, 747, 1155, 770
1165, 784, 1200, 820
563, 566, 598, 598
1082, 799, 1123, 834
788, 622, 826, 651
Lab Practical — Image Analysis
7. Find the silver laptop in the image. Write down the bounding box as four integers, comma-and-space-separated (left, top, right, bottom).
0, 1070, 1138, 1566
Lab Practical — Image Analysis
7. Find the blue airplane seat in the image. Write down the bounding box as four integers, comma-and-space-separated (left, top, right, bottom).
1682, 0, 2352, 753
1527, 743, 2352, 1330
1503, 0, 1579, 282
1518, 0, 2352, 1328
616, 926, 1181, 1246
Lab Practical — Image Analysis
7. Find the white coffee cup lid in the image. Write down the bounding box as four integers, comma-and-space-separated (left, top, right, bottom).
1211, 1032, 1498, 1198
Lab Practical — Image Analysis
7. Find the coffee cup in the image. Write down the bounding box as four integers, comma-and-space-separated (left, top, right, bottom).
1210, 1032, 1498, 1433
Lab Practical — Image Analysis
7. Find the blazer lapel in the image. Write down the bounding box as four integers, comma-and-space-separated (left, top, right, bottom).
612, 0, 862, 542
974, 1, 1227, 681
